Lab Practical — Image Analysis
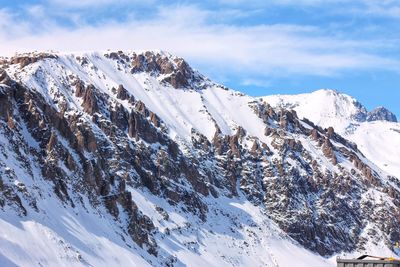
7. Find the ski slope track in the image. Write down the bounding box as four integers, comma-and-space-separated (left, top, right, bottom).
0, 52, 398, 266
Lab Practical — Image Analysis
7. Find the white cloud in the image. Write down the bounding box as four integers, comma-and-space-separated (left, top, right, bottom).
0, 5, 398, 79
240, 78, 272, 88
25, 5, 46, 18
218, 0, 400, 19
356, 0, 400, 18
217, 0, 352, 7
46, 0, 153, 8
0, 9, 32, 39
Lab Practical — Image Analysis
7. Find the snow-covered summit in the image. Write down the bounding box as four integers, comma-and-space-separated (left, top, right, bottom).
262, 88, 397, 131
262, 88, 400, 176
262, 89, 368, 133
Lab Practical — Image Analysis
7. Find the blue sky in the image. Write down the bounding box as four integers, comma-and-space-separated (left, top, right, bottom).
0, 0, 399, 117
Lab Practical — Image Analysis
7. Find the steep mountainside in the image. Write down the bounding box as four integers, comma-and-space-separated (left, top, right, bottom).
262, 89, 400, 177
0, 52, 399, 266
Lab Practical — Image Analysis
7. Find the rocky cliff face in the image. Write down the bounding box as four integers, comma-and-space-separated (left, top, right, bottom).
0, 51, 399, 266
367, 106, 397, 122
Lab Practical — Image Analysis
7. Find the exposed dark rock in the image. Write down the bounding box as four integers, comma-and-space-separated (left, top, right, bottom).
191, 128, 211, 151
82, 85, 99, 115
367, 106, 397, 122
6, 113, 15, 129
46, 132, 57, 152
0, 69, 12, 85
110, 104, 128, 130
73, 79, 85, 97
264, 127, 273, 136
311, 129, 320, 140
322, 138, 337, 165
10, 53, 58, 68
129, 51, 202, 89
126, 199, 158, 256
149, 112, 160, 128
66, 154, 76, 171
181, 160, 209, 196
326, 127, 334, 139
135, 100, 148, 116
116, 84, 129, 100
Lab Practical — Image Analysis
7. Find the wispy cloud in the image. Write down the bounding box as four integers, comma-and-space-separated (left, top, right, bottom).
217, 0, 400, 19
0, 4, 398, 81
356, 0, 400, 18
217, 0, 353, 7
46, 0, 152, 8
240, 78, 272, 88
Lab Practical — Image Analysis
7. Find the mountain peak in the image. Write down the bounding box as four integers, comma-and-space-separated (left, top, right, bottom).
1, 50, 209, 90
311, 90, 397, 121
262, 88, 400, 178
314, 88, 339, 94
123, 50, 204, 89
262, 89, 368, 133
367, 106, 397, 122
263, 89, 397, 128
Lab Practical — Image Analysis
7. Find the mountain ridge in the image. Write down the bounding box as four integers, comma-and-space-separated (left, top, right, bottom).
264, 89, 397, 122
0, 50, 399, 266
262, 89, 400, 177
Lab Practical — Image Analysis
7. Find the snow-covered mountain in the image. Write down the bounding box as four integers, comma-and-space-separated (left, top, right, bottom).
0, 52, 399, 267
262, 89, 400, 177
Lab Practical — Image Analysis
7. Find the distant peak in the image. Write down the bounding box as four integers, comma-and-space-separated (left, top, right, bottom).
367, 106, 397, 122
315, 89, 339, 94
313, 89, 350, 99
264, 89, 397, 126
315, 89, 397, 123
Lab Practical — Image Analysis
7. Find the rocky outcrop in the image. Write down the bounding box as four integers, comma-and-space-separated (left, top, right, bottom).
110, 104, 128, 130
191, 129, 211, 151
46, 131, 58, 152
322, 138, 338, 165
116, 84, 129, 100
0, 69, 12, 84
161, 59, 194, 89
128, 51, 203, 89
9, 53, 58, 68
73, 79, 85, 97
310, 129, 320, 140
82, 84, 99, 115
367, 106, 397, 122
127, 109, 163, 143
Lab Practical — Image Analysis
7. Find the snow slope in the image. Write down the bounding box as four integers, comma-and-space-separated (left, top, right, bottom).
351, 122, 400, 177
0, 51, 337, 267
0, 52, 398, 267
0, 189, 335, 267
262, 89, 400, 177
9, 51, 268, 144
128, 188, 334, 267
